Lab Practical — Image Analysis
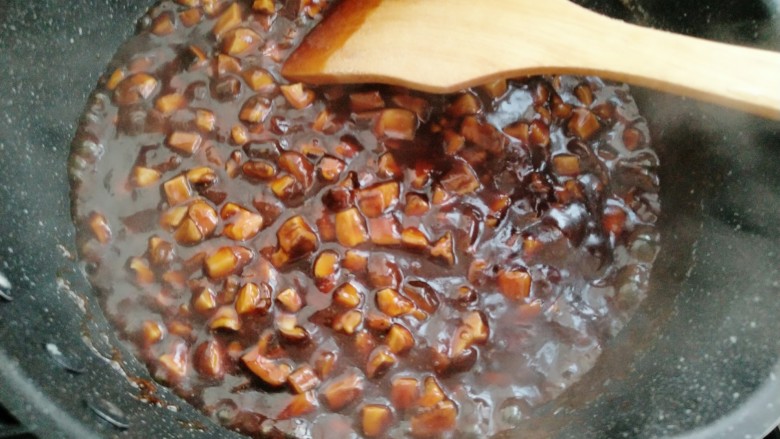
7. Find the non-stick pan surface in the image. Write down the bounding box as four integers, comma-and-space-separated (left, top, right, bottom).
1, 1, 779, 438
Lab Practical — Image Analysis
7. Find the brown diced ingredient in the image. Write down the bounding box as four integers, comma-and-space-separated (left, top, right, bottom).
174, 218, 203, 245
377, 152, 401, 178
450, 311, 489, 358
276, 288, 303, 312
212, 2, 242, 37
410, 401, 458, 438
179, 8, 203, 27
481, 79, 508, 98
568, 108, 601, 140
163, 175, 193, 206
88, 212, 112, 244
194, 287, 217, 314
529, 120, 550, 147
106, 68, 125, 91
313, 250, 340, 292
430, 232, 455, 266
553, 154, 581, 176
333, 309, 363, 335
376, 288, 414, 317
158, 342, 188, 381
231, 123, 249, 145
167, 131, 202, 155
270, 174, 301, 200
390, 376, 419, 410
312, 109, 340, 133
155, 93, 187, 114
321, 372, 364, 411
497, 269, 531, 300
148, 236, 175, 267
441, 159, 480, 194
356, 181, 400, 218
252, 0, 276, 14
354, 330, 377, 358
235, 282, 272, 314
114, 73, 158, 105
239, 96, 272, 123
318, 156, 345, 181
365, 311, 392, 332
280, 83, 316, 109
279, 151, 314, 187
448, 93, 481, 117
129, 257, 155, 285
461, 116, 505, 153
242, 159, 276, 180
142, 320, 165, 345
349, 91, 385, 112
374, 109, 417, 140
314, 351, 337, 379
368, 215, 402, 246
385, 324, 414, 354
404, 193, 429, 216
242, 67, 275, 91
603, 205, 628, 235
366, 346, 396, 379
278, 391, 318, 420
276, 215, 318, 259
362, 404, 393, 437
335, 207, 369, 247
287, 364, 320, 394
401, 228, 429, 251
419, 376, 446, 408
209, 305, 241, 331
186, 166, 217, 185
503, 121, 530, 142
194, 340, 225, 379
276, 313, 309, 343
391, 94, 429, 119
204, 246, 251, 279
367, 254, 401, 289
216, 53, 241, 75
342, 250, 368, 273
222, 28, 262, 56
195, 109, 216, 132
575, 83, 594, 106
222, 205, 264, 241
241, 349, 292, 387
623, 127, 643, 151
443, 129, 466, 155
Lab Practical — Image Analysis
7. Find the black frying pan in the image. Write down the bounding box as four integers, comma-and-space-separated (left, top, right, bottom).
1, 1, 779, 438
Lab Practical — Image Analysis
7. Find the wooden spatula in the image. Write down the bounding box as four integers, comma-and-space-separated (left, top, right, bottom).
282, 0, 780, 120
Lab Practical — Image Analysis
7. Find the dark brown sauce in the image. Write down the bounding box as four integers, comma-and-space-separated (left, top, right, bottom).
69, 1, 660, 437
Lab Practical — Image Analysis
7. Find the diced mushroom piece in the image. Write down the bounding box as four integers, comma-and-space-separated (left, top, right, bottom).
222, 204, 264, 241
335, 208, 369, 248
342, 250, 368, 273
450, 311, 489, 358
278, 391, 318, 420
354, 330, 377, 358
174, 218, 203, 245
481, 79, 508, 98
622, 127, 643, 151
313, 250, 340, 292
404, 193, 429, 217
448, 92, 481, 117
186, 166, 217, 185
361, 404, 393, 438
497, 269, 531, 300
321, 372, 364, 411
235, 282, 272, 315
276, 313, 309, 343
167, 131, 202, 155
163, 175, 193, 206
366, 346, 396, 379
129, 257, 155, 284
529, 120, 550, 147
106, 68, 125, 91
287, 364, 320, 394
374, 109, 417, 140
316, 214, 337, 243
270, 174, 301, 200
279, 151, 314, 187
231, 123, 249, 145
376, 288, 414, 317
276, 288, 303, 312
142, 320, 165, 345
391, 94, 429, 119
334, 137, 363, 159
349, 91, 385, 112
356, 181, 400, 218
179, 8, 202, 27
276, 215, 319, 260
603, 205, 628, 235
223, 28, 262, 56
239, 96, 272, 124
333, 310, 363, 335
441, 159, 480, 194
204, 246, 251, 279
175, 201, 218, 245
154, 93, 186, 115
461, 116, 505, 153
377, 152, 401, 178
194, 340, 225, 380
568, 108, 601, 140
312, 109, 340, 133
410, 401, 458, 438
365, 311, 393, 332
193, 287, 217, 314
280, 83, 316, 109
242, 349, 292, 387
431, 185, 450, 206
442, 129, 466, 155
419, 376, 446, 408
215, 53, 241, 75
252, 0, 276, 14
503, 121, 530, 143
242, 67, 275, 92
318, 156, 345, 182
212, 2, 242, 37
88, 212, 112, 244
430, 232, 455, 266
385, 324, 414, 354
195, 109, 216, 132
209, 305, 241, 331
158, 342, 188, 381
401, 227, 429, 251
368, 215, 402, 246
574, 83, 594, 106
148, 236, 175, 267
242, 159, 276, 180
553, 154, 581, 176
314, 351, 337, 379
367, 254, 401, 288
391, 376, 419, 410
411, 161, 433, 189
114, 73, 158, 105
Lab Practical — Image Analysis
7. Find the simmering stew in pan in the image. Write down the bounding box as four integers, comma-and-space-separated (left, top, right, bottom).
69, 0, 660, 437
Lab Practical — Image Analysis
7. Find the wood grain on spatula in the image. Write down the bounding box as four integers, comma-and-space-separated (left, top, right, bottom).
282, 0, 780, 120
